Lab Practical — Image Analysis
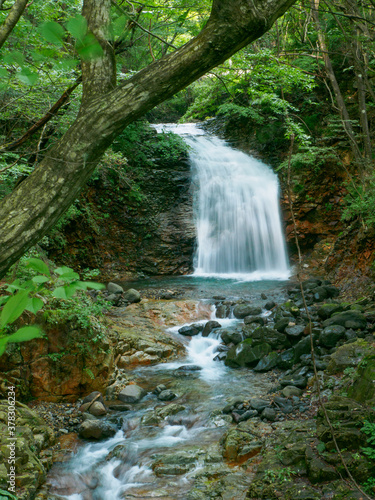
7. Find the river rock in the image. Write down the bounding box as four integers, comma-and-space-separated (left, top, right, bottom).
276, 348, 295, 370
202, 320, 221, 337
280, 374, 308, 389
78, 420, 117, 440
274, 317, 290, 333
323, 310, 367, 330
157, 390, 177, 401
123, 288, 141, 303
221, 330, 243, 345
107, 282, 124, 294
265, 300, 276, 310
118, 384, 147, 403
261, 407, 276, 421
224, 341, 271, 368
253, 352, 280, 372
178, 323, 204, 336
285, 324, 305, 340
81, 401, 107, 416
319, 325, 346, 348
317, 303, 343, 320
244, 315, 266, 326
82, 391, 105, 406
244, 326, 290, 350
233, 304, 261, 319
282, 385, 303, 398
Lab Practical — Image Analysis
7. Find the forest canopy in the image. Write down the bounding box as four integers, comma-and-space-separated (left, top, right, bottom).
0, 0, 374, 276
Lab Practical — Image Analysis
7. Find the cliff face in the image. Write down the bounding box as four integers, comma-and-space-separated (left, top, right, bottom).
44, 155, 196, 279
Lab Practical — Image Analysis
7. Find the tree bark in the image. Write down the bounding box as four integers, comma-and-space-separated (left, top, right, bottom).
0, 0, 28, 50
0, 0, 296, 277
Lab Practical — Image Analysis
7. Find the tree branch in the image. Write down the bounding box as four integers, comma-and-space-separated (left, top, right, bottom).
0, 0, 28, 49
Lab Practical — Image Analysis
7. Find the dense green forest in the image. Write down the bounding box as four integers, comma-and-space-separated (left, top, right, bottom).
0, 0, 374, 273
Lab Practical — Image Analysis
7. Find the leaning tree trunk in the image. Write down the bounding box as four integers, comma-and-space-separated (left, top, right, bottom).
0, 0, 296, 277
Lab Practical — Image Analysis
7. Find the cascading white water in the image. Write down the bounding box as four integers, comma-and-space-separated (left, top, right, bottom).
154, 123, 290, 280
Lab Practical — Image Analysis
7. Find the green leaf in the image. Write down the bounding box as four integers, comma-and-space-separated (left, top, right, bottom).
77, 33, 103, 60
52, 286, 67, 299
64, 283, 80, 299
26, 258, 50, 276
0, 338, 7, 357
0, 68, 8, 79
3, 51, 24, 66
78, 281, 105, 290
6, 326, 42, 343
25, 297, 44, 314
0, 296, 9, 307
66, 14, 87, 41
16, 67, 39, 86
32, 276, 50, 284
54, 266, 76, 276
0, 290, 29, 328
39, 21, 65, 46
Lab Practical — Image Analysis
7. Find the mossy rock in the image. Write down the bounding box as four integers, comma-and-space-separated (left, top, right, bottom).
348, 355, 375, 403
326, 340, 375, 374
224, 342, 271, 368
323, 310, 367, 330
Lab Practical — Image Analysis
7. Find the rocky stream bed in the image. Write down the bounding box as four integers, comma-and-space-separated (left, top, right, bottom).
1, 277, 375, 499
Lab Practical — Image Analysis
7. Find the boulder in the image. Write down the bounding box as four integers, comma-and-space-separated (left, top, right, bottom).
253, 352, 280, 372
244, 315, 266, 326
323, 310, 367, 330
221, 330, 243, 345
233, 304, 262, 319
118, 384, 147, 403
326, 340, 374, 374
317, 303, 343, 320
157, 390, 177, 401
277, 348, 295, 369
178, 323, 204, 336
285, 324, 305, 340
123, 288, 141, 303
82, 391, 105, 406
274, 318, 290, 333
80, 401, 107, 416
265, 301, 276, 310
282, 386, 303, 398
224, 341, 271, 368
348, 356, 375, 403
107, 282, 124, 294
244, 326, 290, 350
319, 325, 346, 348
79, 420, 117, 440
202, 320, 221, 337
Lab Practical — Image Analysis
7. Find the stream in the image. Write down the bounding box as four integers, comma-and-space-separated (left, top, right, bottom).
47, 123, 291, 499
47, 294, 285, 500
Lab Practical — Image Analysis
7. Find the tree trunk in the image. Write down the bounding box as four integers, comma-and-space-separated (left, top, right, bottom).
0, 0, 28, 50
0, 0, 296, 277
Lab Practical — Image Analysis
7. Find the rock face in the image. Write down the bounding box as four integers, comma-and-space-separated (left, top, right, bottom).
0, 400, 55, 500
42, 138, 195, 277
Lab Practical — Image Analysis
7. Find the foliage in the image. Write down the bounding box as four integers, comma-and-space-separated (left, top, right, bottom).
0, 257, 105, 356
361, 420, 375, 460
342, 176, 375, 228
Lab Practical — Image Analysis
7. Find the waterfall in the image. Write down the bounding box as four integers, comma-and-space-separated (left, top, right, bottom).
153, 123, 289, 280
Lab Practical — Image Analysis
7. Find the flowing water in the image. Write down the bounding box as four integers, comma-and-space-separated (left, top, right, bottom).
153, 123, 289, 281
47, 124, 291, 499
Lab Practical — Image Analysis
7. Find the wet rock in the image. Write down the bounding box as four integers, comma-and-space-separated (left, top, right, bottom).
317, 303, 343, 320
261, 407, 276, 421
319, 325, 346, 348
78, 420, 117, 440
294, 336, 315, 362
282, 386, 303, 398
202, 320, 221, 337
233, 304, 261, 319
277, 348, 295, 369
265, 300, 276, 310
107, 282, 124, 294
176, 364, 202, 372
178, 323, 204, 336
118, 384, 146, 403
87, 401, 107, 417
280, 374, 308, 389
285, 324, 305, 341
123, 288, 141, 303
323, 310, 367, 330
274, 317, 290, 333
220, 330, 243, 345
213, 352, 227, 362
215, 304, 231, 318
244, 315, 266, 326
326, 340, 374, 374
244, 326, 290, 350
224, 341, 271, 368
157, 390, 177, 401
107, 403, 131, 411
249, 399, 271, 412
82, 391, 105, 406
253, 352, 280, 372
232, 410, 258, 423
153, 384, 167, 395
